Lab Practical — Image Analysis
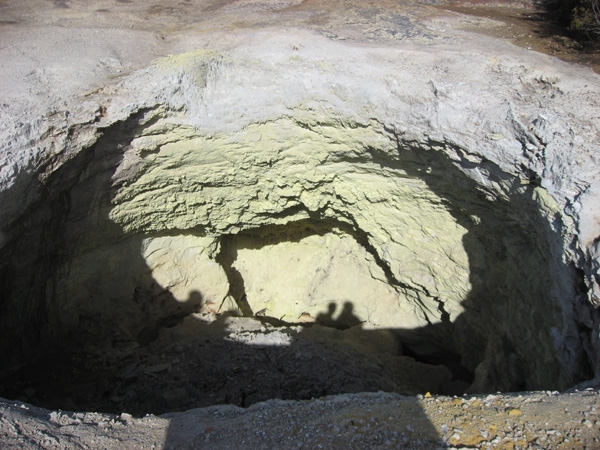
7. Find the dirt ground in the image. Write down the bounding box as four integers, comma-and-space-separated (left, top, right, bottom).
438, 2, 600, 74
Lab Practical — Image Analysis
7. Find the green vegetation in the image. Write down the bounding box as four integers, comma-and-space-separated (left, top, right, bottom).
557, 0, 600, 38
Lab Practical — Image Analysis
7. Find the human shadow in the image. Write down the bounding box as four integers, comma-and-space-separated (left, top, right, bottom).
1, 105, 597, 449
0, 109, 443, 447
316, 301, 363, 329
0, 110, 213, 413
337, 301, 364, 328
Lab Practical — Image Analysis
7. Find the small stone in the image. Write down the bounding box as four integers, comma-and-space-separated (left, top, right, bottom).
49, 411, 61, 424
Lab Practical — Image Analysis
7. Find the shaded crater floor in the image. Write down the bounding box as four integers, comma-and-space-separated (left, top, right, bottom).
0, 314, 470, 417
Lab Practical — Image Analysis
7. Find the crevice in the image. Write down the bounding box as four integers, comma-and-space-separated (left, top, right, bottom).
216, 234, 253, 316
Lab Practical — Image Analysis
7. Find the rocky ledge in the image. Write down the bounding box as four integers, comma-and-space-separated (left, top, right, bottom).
0, 0, 599, 448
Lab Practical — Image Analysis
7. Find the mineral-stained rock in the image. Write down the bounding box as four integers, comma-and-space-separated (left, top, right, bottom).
0, 0, 599, 428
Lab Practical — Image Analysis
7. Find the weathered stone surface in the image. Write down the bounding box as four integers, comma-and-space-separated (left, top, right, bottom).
0, 0, 599, 411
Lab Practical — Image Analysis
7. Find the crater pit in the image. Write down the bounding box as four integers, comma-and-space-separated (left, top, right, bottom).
0, 43, 598, 417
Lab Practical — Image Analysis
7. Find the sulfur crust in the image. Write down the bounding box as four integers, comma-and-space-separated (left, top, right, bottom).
109, 113, 471, 329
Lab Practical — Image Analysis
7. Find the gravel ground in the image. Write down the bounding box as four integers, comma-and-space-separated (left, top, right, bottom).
1, 388, 599, 449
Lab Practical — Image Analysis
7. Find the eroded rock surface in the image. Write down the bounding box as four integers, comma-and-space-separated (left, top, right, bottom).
0, 0, 599, 447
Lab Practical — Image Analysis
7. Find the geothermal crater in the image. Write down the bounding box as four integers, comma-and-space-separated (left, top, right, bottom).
0, 30, 598, 421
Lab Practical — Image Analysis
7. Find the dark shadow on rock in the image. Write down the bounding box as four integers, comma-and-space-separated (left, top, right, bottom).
0, 109, 216, 413
314, 301, 364, 329
0, 104, 443, 446
337, 301, 364, 328
396, 139, 597, 393
0, 109, 597, 448
154, 311, 445, 448
216, 235, 253, 316
316, 302, 338, 328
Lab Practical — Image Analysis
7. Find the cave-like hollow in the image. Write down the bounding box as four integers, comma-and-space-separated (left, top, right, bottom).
0, 108, 595, 416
